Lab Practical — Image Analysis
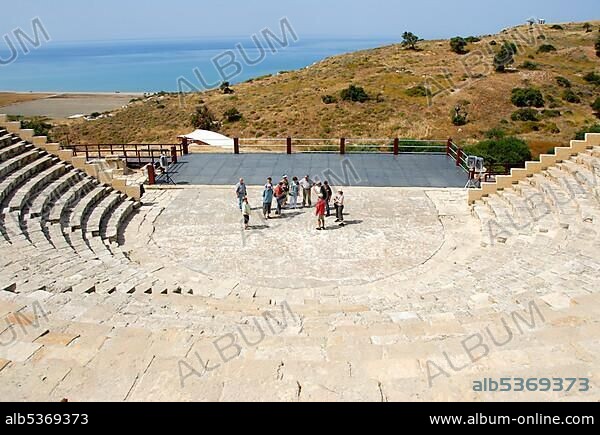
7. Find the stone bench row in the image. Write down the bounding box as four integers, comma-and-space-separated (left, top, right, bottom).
0, 155, 54, 206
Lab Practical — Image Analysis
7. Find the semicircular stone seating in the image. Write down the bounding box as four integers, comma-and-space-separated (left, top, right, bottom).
0, 125, 599, 402
0, 127, 188, 296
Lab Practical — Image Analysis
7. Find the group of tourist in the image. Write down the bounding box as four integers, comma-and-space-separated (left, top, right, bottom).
235, 176, 345, 231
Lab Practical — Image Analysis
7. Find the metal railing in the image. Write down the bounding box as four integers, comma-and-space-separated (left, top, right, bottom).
235, 137, 450, 155
64, 143, 185, 167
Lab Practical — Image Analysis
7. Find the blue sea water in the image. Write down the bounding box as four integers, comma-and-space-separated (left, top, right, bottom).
0, 36, 397, 93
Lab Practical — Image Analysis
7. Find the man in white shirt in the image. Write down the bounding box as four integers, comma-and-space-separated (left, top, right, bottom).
334, 190, 345, 226
299, 175, 313, 208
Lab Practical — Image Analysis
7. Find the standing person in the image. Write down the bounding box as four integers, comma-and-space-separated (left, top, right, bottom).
282, 175, 290, 205
314, 182, 323, 203
300, 175, 312, 208
315, 194, 326, 231
274, 182, 286, 216
242, 197, 252, 230
263, 183, 274, 219
265, 177, 273, 190
323, 181, 333, 217
334, 190, 345, 226
290, 177, 300, 209
235, 178, 247, 211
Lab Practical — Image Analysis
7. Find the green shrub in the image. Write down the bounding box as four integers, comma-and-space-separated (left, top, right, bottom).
464, 136, 532, 165
494, 42, 517, 72
321, 95, 337, 104
556, 76, 571, 88
405, 85, 431, 97
511, 108, 540, 121
489, 40, 497, 46
541, 109, 561, 118
544, 122, 561, 134
520, 61, 538, 70
596, 35, 600, 57
583, 23, 593, 32
575, 124, 600, 139
20, 118, 53, 137
584, 72, 600, 85
340, 85, 369, 102
592, 97, 600, 114
401, 32, 420, 50
511, 88, 545, 107
451, 106, 468, 126
562, 89, 581, 104
465, 36, 481, 43
220, 81, 234, 94
450, 37, 468, 54
223, 108, 242, 122
191, 105, 218, 131
550, 25, 564, 30
483, 128, 507, 139
537, 44, 557, 53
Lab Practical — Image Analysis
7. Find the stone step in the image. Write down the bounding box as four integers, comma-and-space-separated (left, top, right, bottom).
8, 162, 67, 215
0, 142, 31, 163
0, 155, 54, 205
85, 192, 124, 237
104, 199, 138, 243
29, 171, 83, 219
47, 177, 97, 224
0, 149, 42, 183
69, 186, 111, 231
0, 134, 14, 148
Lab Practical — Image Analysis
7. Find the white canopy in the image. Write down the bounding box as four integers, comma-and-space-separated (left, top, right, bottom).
179, 130, 234, 149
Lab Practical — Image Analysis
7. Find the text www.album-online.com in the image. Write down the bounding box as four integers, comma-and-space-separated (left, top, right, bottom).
430, 414, 595, 425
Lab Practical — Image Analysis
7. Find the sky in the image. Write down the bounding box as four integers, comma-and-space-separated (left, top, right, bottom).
1, 0, 598, 42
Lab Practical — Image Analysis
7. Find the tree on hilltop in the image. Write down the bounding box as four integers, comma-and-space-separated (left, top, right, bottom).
402, 32, 420, 50
450, 37, 468, 54
191, 105, 219, 131
494, 42, 517, 72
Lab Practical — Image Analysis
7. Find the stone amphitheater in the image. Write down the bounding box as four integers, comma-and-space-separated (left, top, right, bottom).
0, 115, 598, 402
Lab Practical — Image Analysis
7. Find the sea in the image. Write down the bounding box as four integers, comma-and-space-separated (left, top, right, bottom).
0, 36, 397, 93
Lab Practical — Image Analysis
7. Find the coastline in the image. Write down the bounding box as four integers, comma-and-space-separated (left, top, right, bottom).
0, 92, 144, 119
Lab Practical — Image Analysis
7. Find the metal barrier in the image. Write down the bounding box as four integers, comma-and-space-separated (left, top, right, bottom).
64, 144, 184, 167
235, 137, 449, 155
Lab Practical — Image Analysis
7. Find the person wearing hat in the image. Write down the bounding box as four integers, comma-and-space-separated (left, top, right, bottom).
315, 194, 326, 231
334, 189, 345, 226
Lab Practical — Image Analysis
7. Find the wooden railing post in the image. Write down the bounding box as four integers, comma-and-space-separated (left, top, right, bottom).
182, 137, 189, 155
170, 145, 178, 164
456, 148, 463, 167
340, 138, 346, 155
287, 137, 292, 155
393, 138, 399, 156
147, 163, 156, 185
447, 138, 452, 157
234, 138, 240, 155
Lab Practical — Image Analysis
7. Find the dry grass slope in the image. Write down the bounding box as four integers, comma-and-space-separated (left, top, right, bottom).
53, 21, 600, 152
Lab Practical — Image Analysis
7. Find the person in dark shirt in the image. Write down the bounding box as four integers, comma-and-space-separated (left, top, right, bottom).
323, 181, 333, 217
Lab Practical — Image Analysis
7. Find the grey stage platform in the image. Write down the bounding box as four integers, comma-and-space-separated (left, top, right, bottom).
167, 153, 468, 188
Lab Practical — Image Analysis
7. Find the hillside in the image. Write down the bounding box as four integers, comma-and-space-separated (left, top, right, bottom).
52, 21, 600, 153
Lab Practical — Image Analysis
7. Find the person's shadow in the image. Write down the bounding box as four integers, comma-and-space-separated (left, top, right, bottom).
324, 220, 363, 230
